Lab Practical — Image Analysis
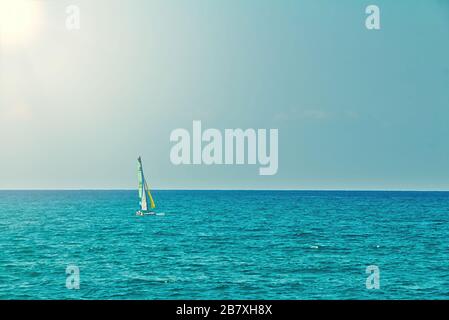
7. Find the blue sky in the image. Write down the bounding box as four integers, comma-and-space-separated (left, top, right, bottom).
0, 0, 448, 190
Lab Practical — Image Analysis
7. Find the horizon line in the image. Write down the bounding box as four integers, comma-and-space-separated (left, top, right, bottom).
1, 188, 449, 192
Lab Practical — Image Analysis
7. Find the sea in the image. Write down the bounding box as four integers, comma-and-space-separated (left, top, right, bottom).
0, 190, 449, 300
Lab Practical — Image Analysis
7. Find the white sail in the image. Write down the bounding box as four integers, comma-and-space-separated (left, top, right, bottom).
137, 156, 155, 213
141, 181, 148, 211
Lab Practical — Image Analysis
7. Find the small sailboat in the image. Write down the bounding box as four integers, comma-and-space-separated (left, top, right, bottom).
136, 156, 156, 216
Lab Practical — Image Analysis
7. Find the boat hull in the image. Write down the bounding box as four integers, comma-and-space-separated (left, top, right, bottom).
136, 211, 155, 216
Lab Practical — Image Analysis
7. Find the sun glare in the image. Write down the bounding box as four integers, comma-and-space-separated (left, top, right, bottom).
0, 0, 43, 47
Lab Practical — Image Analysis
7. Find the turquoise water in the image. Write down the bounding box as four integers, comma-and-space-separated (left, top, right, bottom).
1, 190, 449, 300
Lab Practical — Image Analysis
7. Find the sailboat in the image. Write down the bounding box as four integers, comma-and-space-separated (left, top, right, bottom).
136, 156, 156, 216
